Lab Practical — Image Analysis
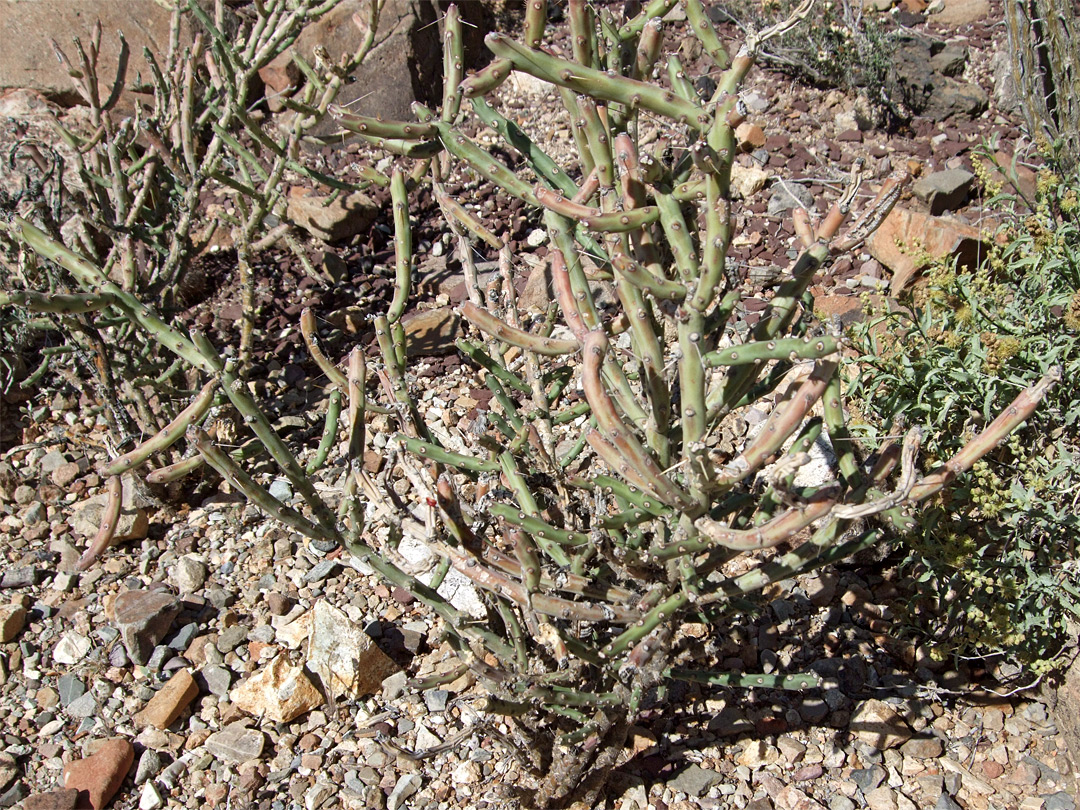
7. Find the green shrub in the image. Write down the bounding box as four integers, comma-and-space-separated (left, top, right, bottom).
714, 0, 900, 123
850, 160, 1080, 678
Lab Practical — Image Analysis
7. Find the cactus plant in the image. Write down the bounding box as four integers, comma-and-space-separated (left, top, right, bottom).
1, 1, 1059, 807
321, 2, 1058, 804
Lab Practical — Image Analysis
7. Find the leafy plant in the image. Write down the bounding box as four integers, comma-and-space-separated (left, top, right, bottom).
713, 0, 902, 124
849, 155, 1080, 679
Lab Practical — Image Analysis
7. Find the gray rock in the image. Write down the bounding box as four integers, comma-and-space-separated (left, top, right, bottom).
0, 781, 26, 808
768, 180, 815, 216
830, 798, 856, 810
168, 623, 199, 651
57, 674, 86, 707
114, 589, 182, 665
201, 665, 233, 697
924, 79, 988, 122
205, 724, 265, 763
423, 689, 449, 713
216, 625, 248, 654
134, 748, 162, 785
37, 450, 67, 474
913, 169, 975, 214
21, 502, 46, 527
109, 646, 130, 668
852, 765, 886, 792
1043, 792, 1077, 810
934, 794, 962, 810
386, 774, 421, 810
1, 566, 41, 588
64, 692, 98, 719
670, 764, 723, 797
267, 479, 293, 501
930, 44, 967, 77
304, 559, 339, 584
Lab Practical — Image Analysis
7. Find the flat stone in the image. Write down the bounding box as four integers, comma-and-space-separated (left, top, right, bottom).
852, 765, 886, 792
201, 664, 233, 697
216, 625, 248, 654
205, 723, 265, 764
402, 307, 460, 357
1, 566, 41, 587
57, 675, 86, 707
307, 600, 401, 698
1043, 793, 1077, 810
230, 655, 323, 723
62, 738, 134, 810
64, 692, 98, 719
930, 0, 990, 24
0, 604, 26, 642
0, 1, 202, 109
304, 559, 339, 584
669, 764, 724, 797
21, 789, 79, 810
901, 736, 944, 758
865, 787, 898, 810
70, 490, 148, 545
286, 188, 378, 243
135, 668, 199, 729
912, 169, 974, 214
113, 589, 182, 665
850, 699, 913, 750
768, 179, 816, 215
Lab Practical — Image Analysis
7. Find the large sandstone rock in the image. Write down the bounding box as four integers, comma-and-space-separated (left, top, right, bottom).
866, 205, 987, 295
231, 655, 323, 723
0, 1, 198, 108
260, 0, 440, 128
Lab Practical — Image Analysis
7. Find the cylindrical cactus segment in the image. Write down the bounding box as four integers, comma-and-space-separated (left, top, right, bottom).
0, 290, 118, 314
102, 378, 219, 475
484, 34, 710, 131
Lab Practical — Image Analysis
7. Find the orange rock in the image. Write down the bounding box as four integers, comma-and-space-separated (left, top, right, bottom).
62, 738, 134, 810
736, 122, 767, 151
134, 669, 199, 730
865, 205, 987, 294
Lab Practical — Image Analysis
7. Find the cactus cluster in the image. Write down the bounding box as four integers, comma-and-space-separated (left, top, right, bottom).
1, 1, 1059, 806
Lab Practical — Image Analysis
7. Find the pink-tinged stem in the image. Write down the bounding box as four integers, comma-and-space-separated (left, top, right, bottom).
76, 475, 122, 571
